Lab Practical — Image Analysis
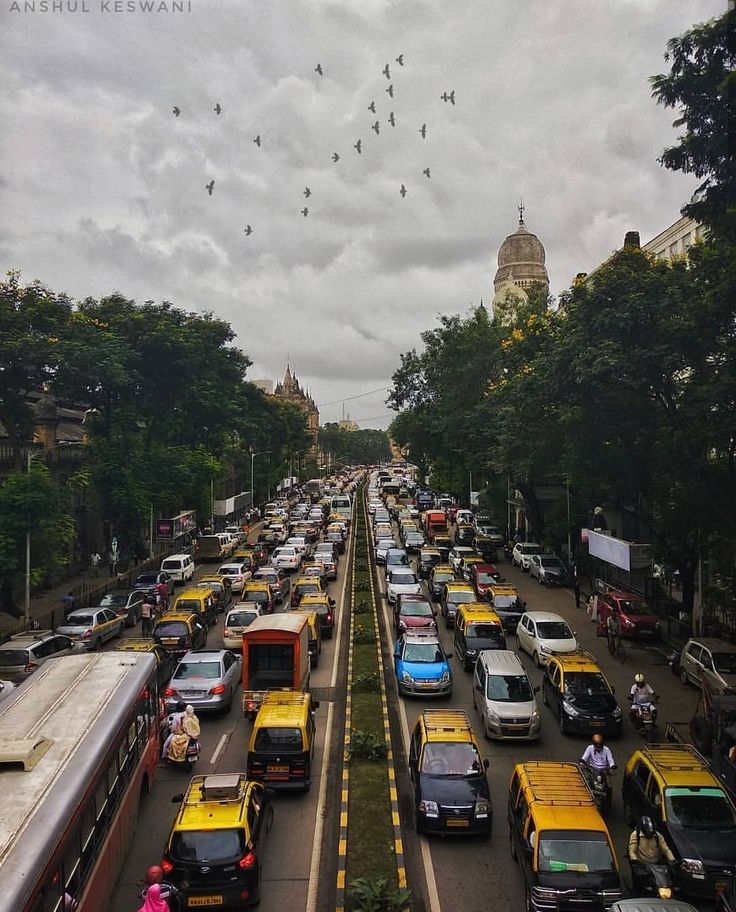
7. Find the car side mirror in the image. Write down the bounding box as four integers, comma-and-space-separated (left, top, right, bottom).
446, 651, 453, 658
171, 793, 184, 803
483, 758, 490, 770
312, 700, 320, 710
533, 686, 540, 694
611, 685, 615, 694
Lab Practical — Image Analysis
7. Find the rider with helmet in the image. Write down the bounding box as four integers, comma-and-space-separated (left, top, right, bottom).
628, 816, 675, 893
142, 864, 180, 911
581, 733, 617, 773
630, 673, 657, 723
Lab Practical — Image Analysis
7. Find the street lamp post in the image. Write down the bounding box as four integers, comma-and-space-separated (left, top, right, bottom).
250, 450, 271, 509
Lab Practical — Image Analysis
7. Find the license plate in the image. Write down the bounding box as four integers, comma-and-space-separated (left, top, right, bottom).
590, 721, 605, 727
162, 638, 179, 645
639, 629, 652, 635
419, 682, 436, 690
188, 898, 224, 908
268, 765, 289, 773
446, 818, 469, 827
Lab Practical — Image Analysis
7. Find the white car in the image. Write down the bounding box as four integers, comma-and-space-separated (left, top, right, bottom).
511, 542, 544, 572
455, 509, 476, 527
375, 539, 397, 564
286, 536, 309, 556
368, 500, 383, 515
516, 611, 578, 666
217, 562, 252, 593
448, 546, 477, 574
223, 605, 262, 649
271, 546, 302, 571
268, 524, 289, 544
386, 570, 421, 605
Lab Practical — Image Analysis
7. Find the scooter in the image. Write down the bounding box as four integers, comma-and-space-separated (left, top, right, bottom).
631, 701, 659, 742
631, 861, 675, 900
582, 766, 612, 813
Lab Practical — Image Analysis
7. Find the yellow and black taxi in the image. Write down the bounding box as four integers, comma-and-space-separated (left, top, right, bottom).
433, 535, 453, 563
114, 638, 176, 694
299, 592, 336, 639
240, 581, 275, 615
198, 573, 233, 611
453, 603, 506, 671
290, 574, 325, 608
487, 583, 525, 633
171, 584, 219, 629
622, 744, 736, 900
56, 607, 125, 650
418, 547, 442, 580
152, 611, 207, 658
409, 709, 492, 836
439, 581, 477, 629
429, 563, 456, 601
541, 652, 623, 737
162, 773, 272, 908
246, 691, 318, 790
508, 761, 623, 911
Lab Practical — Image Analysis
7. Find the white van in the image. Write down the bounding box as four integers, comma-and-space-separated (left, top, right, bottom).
472, 649, 541, 741
160, 553, 195, 586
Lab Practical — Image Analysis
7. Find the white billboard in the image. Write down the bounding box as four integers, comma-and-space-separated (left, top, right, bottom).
587, 530, 650, 572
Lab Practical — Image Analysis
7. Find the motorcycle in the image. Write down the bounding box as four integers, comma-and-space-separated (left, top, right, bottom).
582, 765, 612, 813
667, 650, 681, 676
140, 873, 182, 912
631, 701, 659, 742
164, 713, 201, 771
631, 861, 675, 900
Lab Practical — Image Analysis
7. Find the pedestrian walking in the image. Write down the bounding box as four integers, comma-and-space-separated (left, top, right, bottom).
107, 550, 117, 578
141, 597, 154, 636
574, 580, 581, 609
89, 550, 101, 578
61, 591, 75, 617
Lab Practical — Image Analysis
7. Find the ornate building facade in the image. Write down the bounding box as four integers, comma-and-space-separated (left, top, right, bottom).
273, 365, 320, 457
492, 205, 549, 323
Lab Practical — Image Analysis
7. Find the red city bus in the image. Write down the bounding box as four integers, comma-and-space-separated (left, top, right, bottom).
0, 650, 160, 912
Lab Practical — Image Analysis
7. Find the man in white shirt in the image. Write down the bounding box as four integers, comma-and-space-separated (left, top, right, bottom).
581, 734, 617, 772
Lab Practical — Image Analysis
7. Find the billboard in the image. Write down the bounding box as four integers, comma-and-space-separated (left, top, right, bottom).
587, 529, 652, 572
156, 510, 197, 540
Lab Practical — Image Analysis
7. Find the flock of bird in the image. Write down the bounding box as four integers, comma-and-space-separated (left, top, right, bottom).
171, 55, 456, 236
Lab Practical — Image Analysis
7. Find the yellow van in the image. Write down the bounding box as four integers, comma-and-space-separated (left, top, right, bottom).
508, 761, 623, 909
246, 691, 317, 791
162, 774, 271, 906
171, 585, 218, 629
453, 603, 506, 670
290, 609, 321, 667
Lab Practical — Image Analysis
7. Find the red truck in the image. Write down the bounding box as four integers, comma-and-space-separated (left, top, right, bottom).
423, 510, 448, 542
241, 613, 310, 717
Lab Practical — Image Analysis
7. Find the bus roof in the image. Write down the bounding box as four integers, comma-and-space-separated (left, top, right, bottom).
0, 652, 156, 890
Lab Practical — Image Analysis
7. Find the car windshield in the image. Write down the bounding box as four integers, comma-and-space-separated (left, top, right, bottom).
433, 572, 454, 583
220, 567, 242, 576
391, 574, 417, 586
244, 592, 269, 604
66, 614, 93, 626
254, 727, 304, 752
227, 612, 257, 627
0, 650, 29, 666
100, 593, 127, 606
540, 558, 563, 569
466, 623, 504, 640
421, 742, 483, 776
538, 832, 615, 873
296, 583, 320, 595
449, 592, 475, 604
521, 546, 543, 555
487, 673, 533, 702
713, 652, 736, 673
618, 600, 651, 615
476, 572, 497, 584
493, 595, 520, 609
664, 787, 736, 829
175, 600, 200, 613
155, 622, 187, 637
171, 827, 244, 864
402, 601, 433, 617
136, 574, 157, 584
564, 672, 610, 696
175, 661, 221, 680
404, 643, 444, 663
537, 621, 573, 639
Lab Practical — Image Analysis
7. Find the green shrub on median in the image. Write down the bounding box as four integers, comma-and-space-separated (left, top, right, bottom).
348, 729, 388, 761
347, 877, 412, 912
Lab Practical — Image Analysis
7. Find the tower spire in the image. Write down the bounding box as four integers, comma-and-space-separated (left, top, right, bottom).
518, 198, 525, 224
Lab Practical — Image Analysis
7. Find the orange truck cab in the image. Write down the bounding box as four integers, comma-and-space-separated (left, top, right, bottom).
424, 510, 449, 541
241, 613, 310, 717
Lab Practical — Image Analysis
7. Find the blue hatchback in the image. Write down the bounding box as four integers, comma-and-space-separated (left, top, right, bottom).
394, 633, 453, 697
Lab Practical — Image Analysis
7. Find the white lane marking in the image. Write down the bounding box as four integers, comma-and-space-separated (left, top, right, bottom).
209, 733, 228, 766
372, 519, 442, 912
305, 700, 334, 912
308, 505, 354, 910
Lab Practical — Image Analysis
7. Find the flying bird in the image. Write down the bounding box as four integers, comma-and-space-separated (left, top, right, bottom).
388, 111, 396, 128
214, 103, 222, 115
301, 207, 309, 217
243, 225, 253, 236
419, 123, 427, 139
253, 134, 262, 147
440, 90, 456, 105
422, 168, 431, 179
205, 180, 215, 196
172, 106, 181, 117
372, 120, 380, 135
304, 187, 311, 198
399, 184, 407, 198
368, 101, 376, 114
386, 84, 394, 98
395, 54, 404, 66
382, 63, 391, 79
354, 139, 362, 154
315, 63, 323, 76
332, 152, 340, 162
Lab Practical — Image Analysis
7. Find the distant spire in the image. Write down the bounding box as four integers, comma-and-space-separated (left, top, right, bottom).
518, 198, 525, 224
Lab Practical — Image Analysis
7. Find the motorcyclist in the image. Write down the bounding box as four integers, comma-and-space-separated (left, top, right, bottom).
167, 704, 200, 763
142, 865, 180, 912
161, 700, 186, 762
580, 734, 617, 796
630, 672, 658, 723
628, 815, 675, 894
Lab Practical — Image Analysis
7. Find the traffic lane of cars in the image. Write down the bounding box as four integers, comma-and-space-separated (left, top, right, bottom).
387, 550, 708, 912
109, 522, 349, 912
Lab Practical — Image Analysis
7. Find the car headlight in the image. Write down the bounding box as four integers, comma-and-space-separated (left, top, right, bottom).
466, 648, 478, 657
440, 671, 450, 684
680, 858, 705, 876
539, 644, 551, 654
562, 700, 579, 717
486, 709, 499, 723
624, 619, 635, 628
475, 799, 490, 818
401, 671, 413, 684
613, 706, 622, 719
531, 708, 540, 722
419, 800, 439, 817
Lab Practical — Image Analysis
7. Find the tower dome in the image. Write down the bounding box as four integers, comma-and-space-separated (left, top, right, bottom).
493, 206, 549, 298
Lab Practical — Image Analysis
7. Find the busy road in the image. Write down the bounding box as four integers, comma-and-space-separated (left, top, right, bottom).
368, 502, 708, 912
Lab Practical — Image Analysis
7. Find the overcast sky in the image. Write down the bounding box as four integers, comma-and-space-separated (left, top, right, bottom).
1, 0, 723, 429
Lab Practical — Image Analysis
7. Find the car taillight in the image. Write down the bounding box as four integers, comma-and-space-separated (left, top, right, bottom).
161, 857, 174, 874
224, 628, 232, 637
209, 683, 226, 695
24, 662, 38, 673
165, 687, 176, 697
326, 613, 333, 623
82, 629, 92, 639
238, 849, 256, 870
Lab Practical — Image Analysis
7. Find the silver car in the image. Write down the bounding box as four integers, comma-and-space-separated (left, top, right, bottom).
164, 648, 242, 713
57, 608, 124, 650
98, 589, 146, 627
0, 631, 75, 682
0, 679, 16, 704
679, 637, 736, 692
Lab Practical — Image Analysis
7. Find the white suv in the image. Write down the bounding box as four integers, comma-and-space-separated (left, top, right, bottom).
511, 542, 543, 572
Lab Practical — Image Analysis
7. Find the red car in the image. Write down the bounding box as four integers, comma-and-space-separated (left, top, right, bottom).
394, 594, 438, 634
597, 590, 661, 640
468, 563, 501, 599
